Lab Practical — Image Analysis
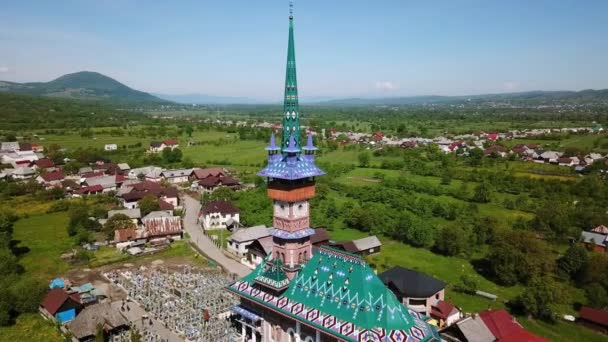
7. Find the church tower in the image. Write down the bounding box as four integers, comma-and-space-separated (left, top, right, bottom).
257, 8, 324, 282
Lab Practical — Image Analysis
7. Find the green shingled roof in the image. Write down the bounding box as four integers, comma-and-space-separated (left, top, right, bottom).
254, 257, 291, 290
229, 247, 438, 341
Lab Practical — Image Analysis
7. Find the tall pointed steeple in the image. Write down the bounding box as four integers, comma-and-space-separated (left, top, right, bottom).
281, 2, 300, 152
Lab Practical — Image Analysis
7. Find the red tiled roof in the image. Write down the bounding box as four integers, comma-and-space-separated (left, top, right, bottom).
41, 288, 74, 315
41, 170, 65, 182
114, 228, 137, 242
487, 133, 499, 140
201, 200, 239, 215
158, 199, 174, 210
479, 309, 548, 342
430, 300, 457, 321
34, 158, 55, 168
131, 181, 162, 192
580, 306, 608, 327
163, 138, 178, 146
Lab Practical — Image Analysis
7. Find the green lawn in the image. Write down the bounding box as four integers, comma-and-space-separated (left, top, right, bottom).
520, 318, 607, 342
0, 314, 63, 342
182, 139, 266, 167
12, 212, 72, 282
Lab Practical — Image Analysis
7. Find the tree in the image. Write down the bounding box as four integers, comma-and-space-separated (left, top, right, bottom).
558, 245, 588, 280
3, 132, 16, 141
358, 152, 370, 168
514, 277, 567, 322
434, 225, 470, 256
456, 274, 479, 294
185, 126, 194, 138
467, 148, 483, 166
585, 283, 608, 309
138, 195, 160, 216
487, 230, 555, 286
473, 182, 492, 203
103, 214, 136, 239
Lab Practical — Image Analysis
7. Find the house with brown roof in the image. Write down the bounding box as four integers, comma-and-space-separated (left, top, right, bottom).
479, 309, 548, 341
578, 306, 608, 334
330, 235, 382, 256
199, 200, 240, 230
191, 167, 227, 180
36, 170, 65, 188
67, 302, 129, 341
31, 158, 56, 172
114, 228, 138, 243
430, 300, 461, 328
141, 210, 182, 239
39, 288, 82, 323
196, 175, 241, 192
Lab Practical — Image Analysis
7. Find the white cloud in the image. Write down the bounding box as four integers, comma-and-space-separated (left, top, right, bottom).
374, 81, 398, 91
503, 81, 519, 91
0, 67, 8, 73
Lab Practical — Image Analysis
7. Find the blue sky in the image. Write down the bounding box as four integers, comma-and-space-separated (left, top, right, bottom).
1, 0, 607, 100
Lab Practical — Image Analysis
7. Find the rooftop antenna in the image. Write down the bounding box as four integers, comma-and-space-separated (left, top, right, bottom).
289, 0, 294, 19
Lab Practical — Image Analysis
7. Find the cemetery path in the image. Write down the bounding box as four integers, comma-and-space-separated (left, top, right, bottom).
183, 195, 251, 278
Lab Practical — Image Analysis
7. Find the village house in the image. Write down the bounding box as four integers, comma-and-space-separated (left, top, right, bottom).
141, 210, 182, 240
67, 302, 130, 341
329, 235, 382, 256
540, 151, 562, 164
11, 166, 35, 180
190, 167, 227, 181
118, 181, 179, 209
161, 168, 194, 184
483, 145, 508, 157
127, 166, 164, 182
379, 266, 446, 315
36, 170, 65, 188
199, 200, 240, 230
149, 138, 179, 153
578, 306, 608, 334
478, 309, 549, 341
104, 208, 142, 227
442, 313, 495, 342
429, 300, 462, 328
40, 288, 82, 324
104, 143, 118, 151
196, 174, 241, 192
0, 141, 20, 152
581, 228, 608, 253
82, 174, 126, 193
30, 158, 56, 172
227, 225, 270, 258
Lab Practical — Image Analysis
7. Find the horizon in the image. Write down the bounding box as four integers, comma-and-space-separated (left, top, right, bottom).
1, 0, 608, 101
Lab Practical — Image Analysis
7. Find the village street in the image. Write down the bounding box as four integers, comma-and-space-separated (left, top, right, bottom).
182, 194, 251, 278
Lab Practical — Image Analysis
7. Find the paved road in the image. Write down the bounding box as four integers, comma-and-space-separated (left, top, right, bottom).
183, 195, 251, 278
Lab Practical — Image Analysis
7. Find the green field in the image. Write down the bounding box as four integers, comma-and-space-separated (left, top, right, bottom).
12, 212, 72, 282
0, 314, 63, 342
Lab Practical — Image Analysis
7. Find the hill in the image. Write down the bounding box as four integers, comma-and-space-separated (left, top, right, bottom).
0, 71, 168, 104
315, 90, 608, 107
0, 92, 148, 130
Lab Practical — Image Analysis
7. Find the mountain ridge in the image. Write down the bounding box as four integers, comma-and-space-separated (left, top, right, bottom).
0, 71, 168, 104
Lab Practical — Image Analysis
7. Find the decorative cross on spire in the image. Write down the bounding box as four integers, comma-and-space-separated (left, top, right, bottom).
289, 0, 294, 18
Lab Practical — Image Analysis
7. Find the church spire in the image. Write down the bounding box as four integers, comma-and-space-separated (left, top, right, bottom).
281, 1, 300, 152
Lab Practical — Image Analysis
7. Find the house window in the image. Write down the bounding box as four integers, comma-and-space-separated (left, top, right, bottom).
436, 293, 440, 299
409, 298, 427, 306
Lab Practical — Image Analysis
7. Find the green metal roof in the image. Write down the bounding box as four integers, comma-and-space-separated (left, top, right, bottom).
228, 247, 439, 341
254, 257, 291, 290
281, 16, 301, 152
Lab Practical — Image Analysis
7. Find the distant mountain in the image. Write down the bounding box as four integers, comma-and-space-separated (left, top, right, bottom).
0, 71, 167, 104
154, 93, 264, 105
314, 90, 608, 106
